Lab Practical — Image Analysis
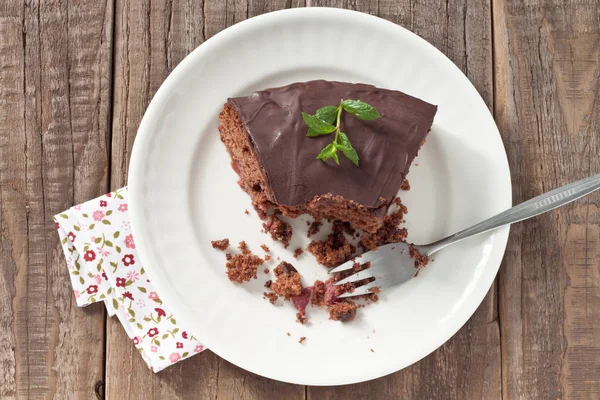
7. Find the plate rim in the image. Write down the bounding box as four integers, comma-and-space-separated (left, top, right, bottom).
128, 7, 512, 385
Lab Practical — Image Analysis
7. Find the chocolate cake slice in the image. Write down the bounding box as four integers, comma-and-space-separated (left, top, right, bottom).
218, 80, 437, 233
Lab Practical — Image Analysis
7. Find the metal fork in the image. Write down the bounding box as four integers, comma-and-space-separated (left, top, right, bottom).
329, 172, 600, 298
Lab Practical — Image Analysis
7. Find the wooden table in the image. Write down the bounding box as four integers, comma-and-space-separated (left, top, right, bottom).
1, 0, 599, 398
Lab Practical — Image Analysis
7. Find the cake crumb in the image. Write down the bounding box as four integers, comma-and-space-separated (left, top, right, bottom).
307, 221, 323, 238
238, 241, 249, 254
264, 292, 278, 304
271, 262, 303, 299
244, 209, 250, 215
400, 179, 410, 191
328, 300, 358, 322
299, 337, 306, 344
409, 245, 430, 268
263, 214, 293, 248
296, 313, 308, 324
360, 202, 408, 251
370, 349, 374, 353
307, 223, 355, 268
211, 238, 230, 251
287, 332, 290, 336
264, 255, 272, 261
225, 247, 264, 283
264, 280, 272, 288
260, 244, 270, 253
293, 248, 303, 258
263, 268, 270, 274
225, 253, 233, 260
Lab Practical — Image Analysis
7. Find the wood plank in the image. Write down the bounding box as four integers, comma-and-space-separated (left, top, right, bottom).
0, 0, 113, 398
308, 0, 501, 398
494, 0, 600, 398
107, 1, 303, 398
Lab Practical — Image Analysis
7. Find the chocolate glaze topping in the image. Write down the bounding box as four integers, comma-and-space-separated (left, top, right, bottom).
228, 80, 437, 209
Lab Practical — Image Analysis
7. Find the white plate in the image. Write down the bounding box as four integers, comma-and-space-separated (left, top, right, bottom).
129, 8, 511, 385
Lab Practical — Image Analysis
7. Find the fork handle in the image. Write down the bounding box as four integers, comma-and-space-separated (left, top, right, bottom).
417, 172, 600, 256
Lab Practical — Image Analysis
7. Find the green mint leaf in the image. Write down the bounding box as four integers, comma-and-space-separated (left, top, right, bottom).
302, 112, 336, 135
336, 132, 360, 166
341, 99, 381, 120
315, 106, 339, 125
316, 143, 338, 164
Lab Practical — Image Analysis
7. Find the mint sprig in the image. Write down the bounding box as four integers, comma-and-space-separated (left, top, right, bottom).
302, 99, 380, 167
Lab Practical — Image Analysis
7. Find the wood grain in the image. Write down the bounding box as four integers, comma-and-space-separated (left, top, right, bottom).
494, 0, 600, 398
0, 0, 113, 398
308, 0, 500, 398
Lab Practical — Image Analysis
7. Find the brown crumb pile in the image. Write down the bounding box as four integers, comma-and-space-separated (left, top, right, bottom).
260, 244, 270, 253
211, 238, 230, 251
264, 292, 278, 304
270, 262, 303, 299
225, 241, 264, 283
409, 245, 430, 268
263, 214, 293, 248
328, 300, 358, 322
293, 248, 304, 258
307, 221, 323, 238
360, 199, 408, 251
299, 336, 306, 344
307, 220, 356, 268
400, 179, 410, 191
307, 261, 376, 321
311, 280, 327, 307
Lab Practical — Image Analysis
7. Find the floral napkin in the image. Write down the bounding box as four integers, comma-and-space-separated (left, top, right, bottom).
54, 187, 204, 372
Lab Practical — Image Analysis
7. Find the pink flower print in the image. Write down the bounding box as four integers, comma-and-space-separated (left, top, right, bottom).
132, 336, 141, 345
106, 192, 112, 198
67, 231, 76, 242
124, 234, 135, 249
155, 308, 166, 317
83, 250, 96, 262
102, 271, 108, 280
136, 299, 146, 308
148, 292, 159, 300
99, 200, 107, 207
194, 345, 204, 353
150, 345, 158, 353
74, 290, 80, 299
94, 274, 102, 285
115, 277, 126, 287
73, 204, 82, 211
121, 221, 131, 231
122, 254, 135, 266
147, 327, 159, 337
169, 352, 181, 363
96, 247, 110, 258
123, 291, 134, 301
182, 331, 188, 339
176, 342, 183, 349
118, 203, 128, 212
93, 210, 105, 221
55, 222, 60, 229
126, 270, 139, 282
